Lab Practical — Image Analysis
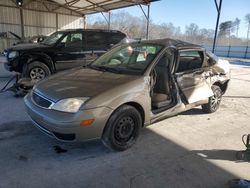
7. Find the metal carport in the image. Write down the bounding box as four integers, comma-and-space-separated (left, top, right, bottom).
0, 0, 157, 40
1, 0, 225, 53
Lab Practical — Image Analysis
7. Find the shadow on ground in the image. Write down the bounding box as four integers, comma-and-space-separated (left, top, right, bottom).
192, 149, 250, 162
180, 108, 204, 116
223, 96, 250, 99
0, 120, 241, 188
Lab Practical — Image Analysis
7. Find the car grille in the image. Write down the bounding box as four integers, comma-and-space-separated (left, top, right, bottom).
32, 92, 53, 108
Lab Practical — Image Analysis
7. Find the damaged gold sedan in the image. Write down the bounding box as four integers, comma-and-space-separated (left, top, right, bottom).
24, 39, 230, 151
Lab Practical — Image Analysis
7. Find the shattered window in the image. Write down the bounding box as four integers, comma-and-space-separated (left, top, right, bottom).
177, 50, 204, 72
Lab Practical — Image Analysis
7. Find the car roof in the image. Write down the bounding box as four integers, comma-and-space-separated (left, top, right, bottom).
140, 38, 204, 50
58, 29, 126, 34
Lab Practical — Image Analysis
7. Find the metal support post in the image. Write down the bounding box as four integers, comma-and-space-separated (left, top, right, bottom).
139, 3, 150, 40
56, 13, 59, 31
83, 15, 87, 29
227, 45, 231, 57
212, 0, 223, 53
245, 46, 249, 59
20, 7, 25, 38
146, 4, 150, 40
108, 12, 111, 31
101, 12, 111, 31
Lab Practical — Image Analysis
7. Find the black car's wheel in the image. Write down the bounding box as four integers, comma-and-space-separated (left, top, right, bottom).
24, 61, 51, 81
202, 85, 222, 113
102, 105, 142, 151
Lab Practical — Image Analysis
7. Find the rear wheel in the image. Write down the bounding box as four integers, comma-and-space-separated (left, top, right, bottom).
24, 61, 51, 81
202, 85, 222, 113
102, 105, 142, 151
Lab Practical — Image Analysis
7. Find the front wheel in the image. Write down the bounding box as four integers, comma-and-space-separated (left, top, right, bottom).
23, 61, 51, 81
202, 85, 222, 113
102, 105, 142, 151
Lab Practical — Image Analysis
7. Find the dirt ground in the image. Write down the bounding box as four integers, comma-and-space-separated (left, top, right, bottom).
0, 63, 250, 188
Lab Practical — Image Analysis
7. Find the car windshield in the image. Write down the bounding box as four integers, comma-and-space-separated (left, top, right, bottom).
90, 43, 163, 75
42, 31, 65, 46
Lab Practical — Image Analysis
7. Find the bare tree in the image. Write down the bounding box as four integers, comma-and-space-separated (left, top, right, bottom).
185, 23, 199, 36
198, 29, 214, 44
219, 21, 233, 37
233, 18, 241, 37
185, 23, 199, 43
87, 11, 247, 46
218, 21, 235, 45
149, 22, 179, 39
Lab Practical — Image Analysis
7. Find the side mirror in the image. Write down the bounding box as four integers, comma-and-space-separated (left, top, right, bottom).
37, 37, 45, 43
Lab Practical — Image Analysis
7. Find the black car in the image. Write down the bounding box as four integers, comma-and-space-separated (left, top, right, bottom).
3, 29, 126, 80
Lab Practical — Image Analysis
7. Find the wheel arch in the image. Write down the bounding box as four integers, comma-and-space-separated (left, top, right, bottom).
213, 80, 229, 95
102, 101, 146, 138
124, 102, 145, 127
21, 52, 55, 73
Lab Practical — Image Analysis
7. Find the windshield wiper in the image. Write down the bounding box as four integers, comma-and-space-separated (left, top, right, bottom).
41, 42, 51, 46
99, 66, 120, 73
85, 64, 104, 71
126, 67, 143, 71
88, 65, 121, 74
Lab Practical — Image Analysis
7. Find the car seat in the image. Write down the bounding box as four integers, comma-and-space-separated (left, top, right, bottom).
152, 55, 172, 108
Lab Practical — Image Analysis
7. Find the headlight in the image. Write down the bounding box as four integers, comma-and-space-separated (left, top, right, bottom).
51, 97, 89, 113
3, 50, 7, 57
8, 51, 18, 59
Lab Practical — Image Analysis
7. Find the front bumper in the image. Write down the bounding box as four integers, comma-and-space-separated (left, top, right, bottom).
24, 93, 113, 142
4, 62, 13, 71
0, 56, 12, 71
2, 56, 20, 72
0, 55, 7, 63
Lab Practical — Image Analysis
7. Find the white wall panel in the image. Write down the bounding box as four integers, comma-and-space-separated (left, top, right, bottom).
0, 23, 21, 36
0, 3, 82, 51
25, 1, 49, 12
23, 10, 56, 27
0, 0, 16, 6
0, 7, 20, 24
58, 14, 84, 29
0, 24, 21, 52
24, 26, 55, 37
55, 7, 72, 15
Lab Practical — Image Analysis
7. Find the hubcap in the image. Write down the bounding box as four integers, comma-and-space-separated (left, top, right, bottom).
114, 116, 135, 143
30, 67, 46, 80
211, 89, 222, 111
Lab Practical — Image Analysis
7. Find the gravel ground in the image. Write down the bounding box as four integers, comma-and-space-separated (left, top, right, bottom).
0, 63, 250, 188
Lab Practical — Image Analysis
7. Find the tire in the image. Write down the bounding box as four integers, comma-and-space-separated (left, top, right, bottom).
102, 105, 142, 151
202, 85, 222, 113
23, 61, 51, 81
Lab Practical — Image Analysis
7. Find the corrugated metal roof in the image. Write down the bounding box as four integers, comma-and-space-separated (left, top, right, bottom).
42, 0, 158, 15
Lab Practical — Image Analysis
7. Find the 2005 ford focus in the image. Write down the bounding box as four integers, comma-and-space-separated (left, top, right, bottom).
24, 39, 230, 151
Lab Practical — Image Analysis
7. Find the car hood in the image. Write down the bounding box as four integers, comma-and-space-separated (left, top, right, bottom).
8, 43, 49, 51
34, 68, 140, 102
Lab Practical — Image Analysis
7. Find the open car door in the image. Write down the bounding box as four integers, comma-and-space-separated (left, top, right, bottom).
175, 49, 214, 104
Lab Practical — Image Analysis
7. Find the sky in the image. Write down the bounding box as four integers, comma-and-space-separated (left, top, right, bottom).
88, 0, 250, 38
